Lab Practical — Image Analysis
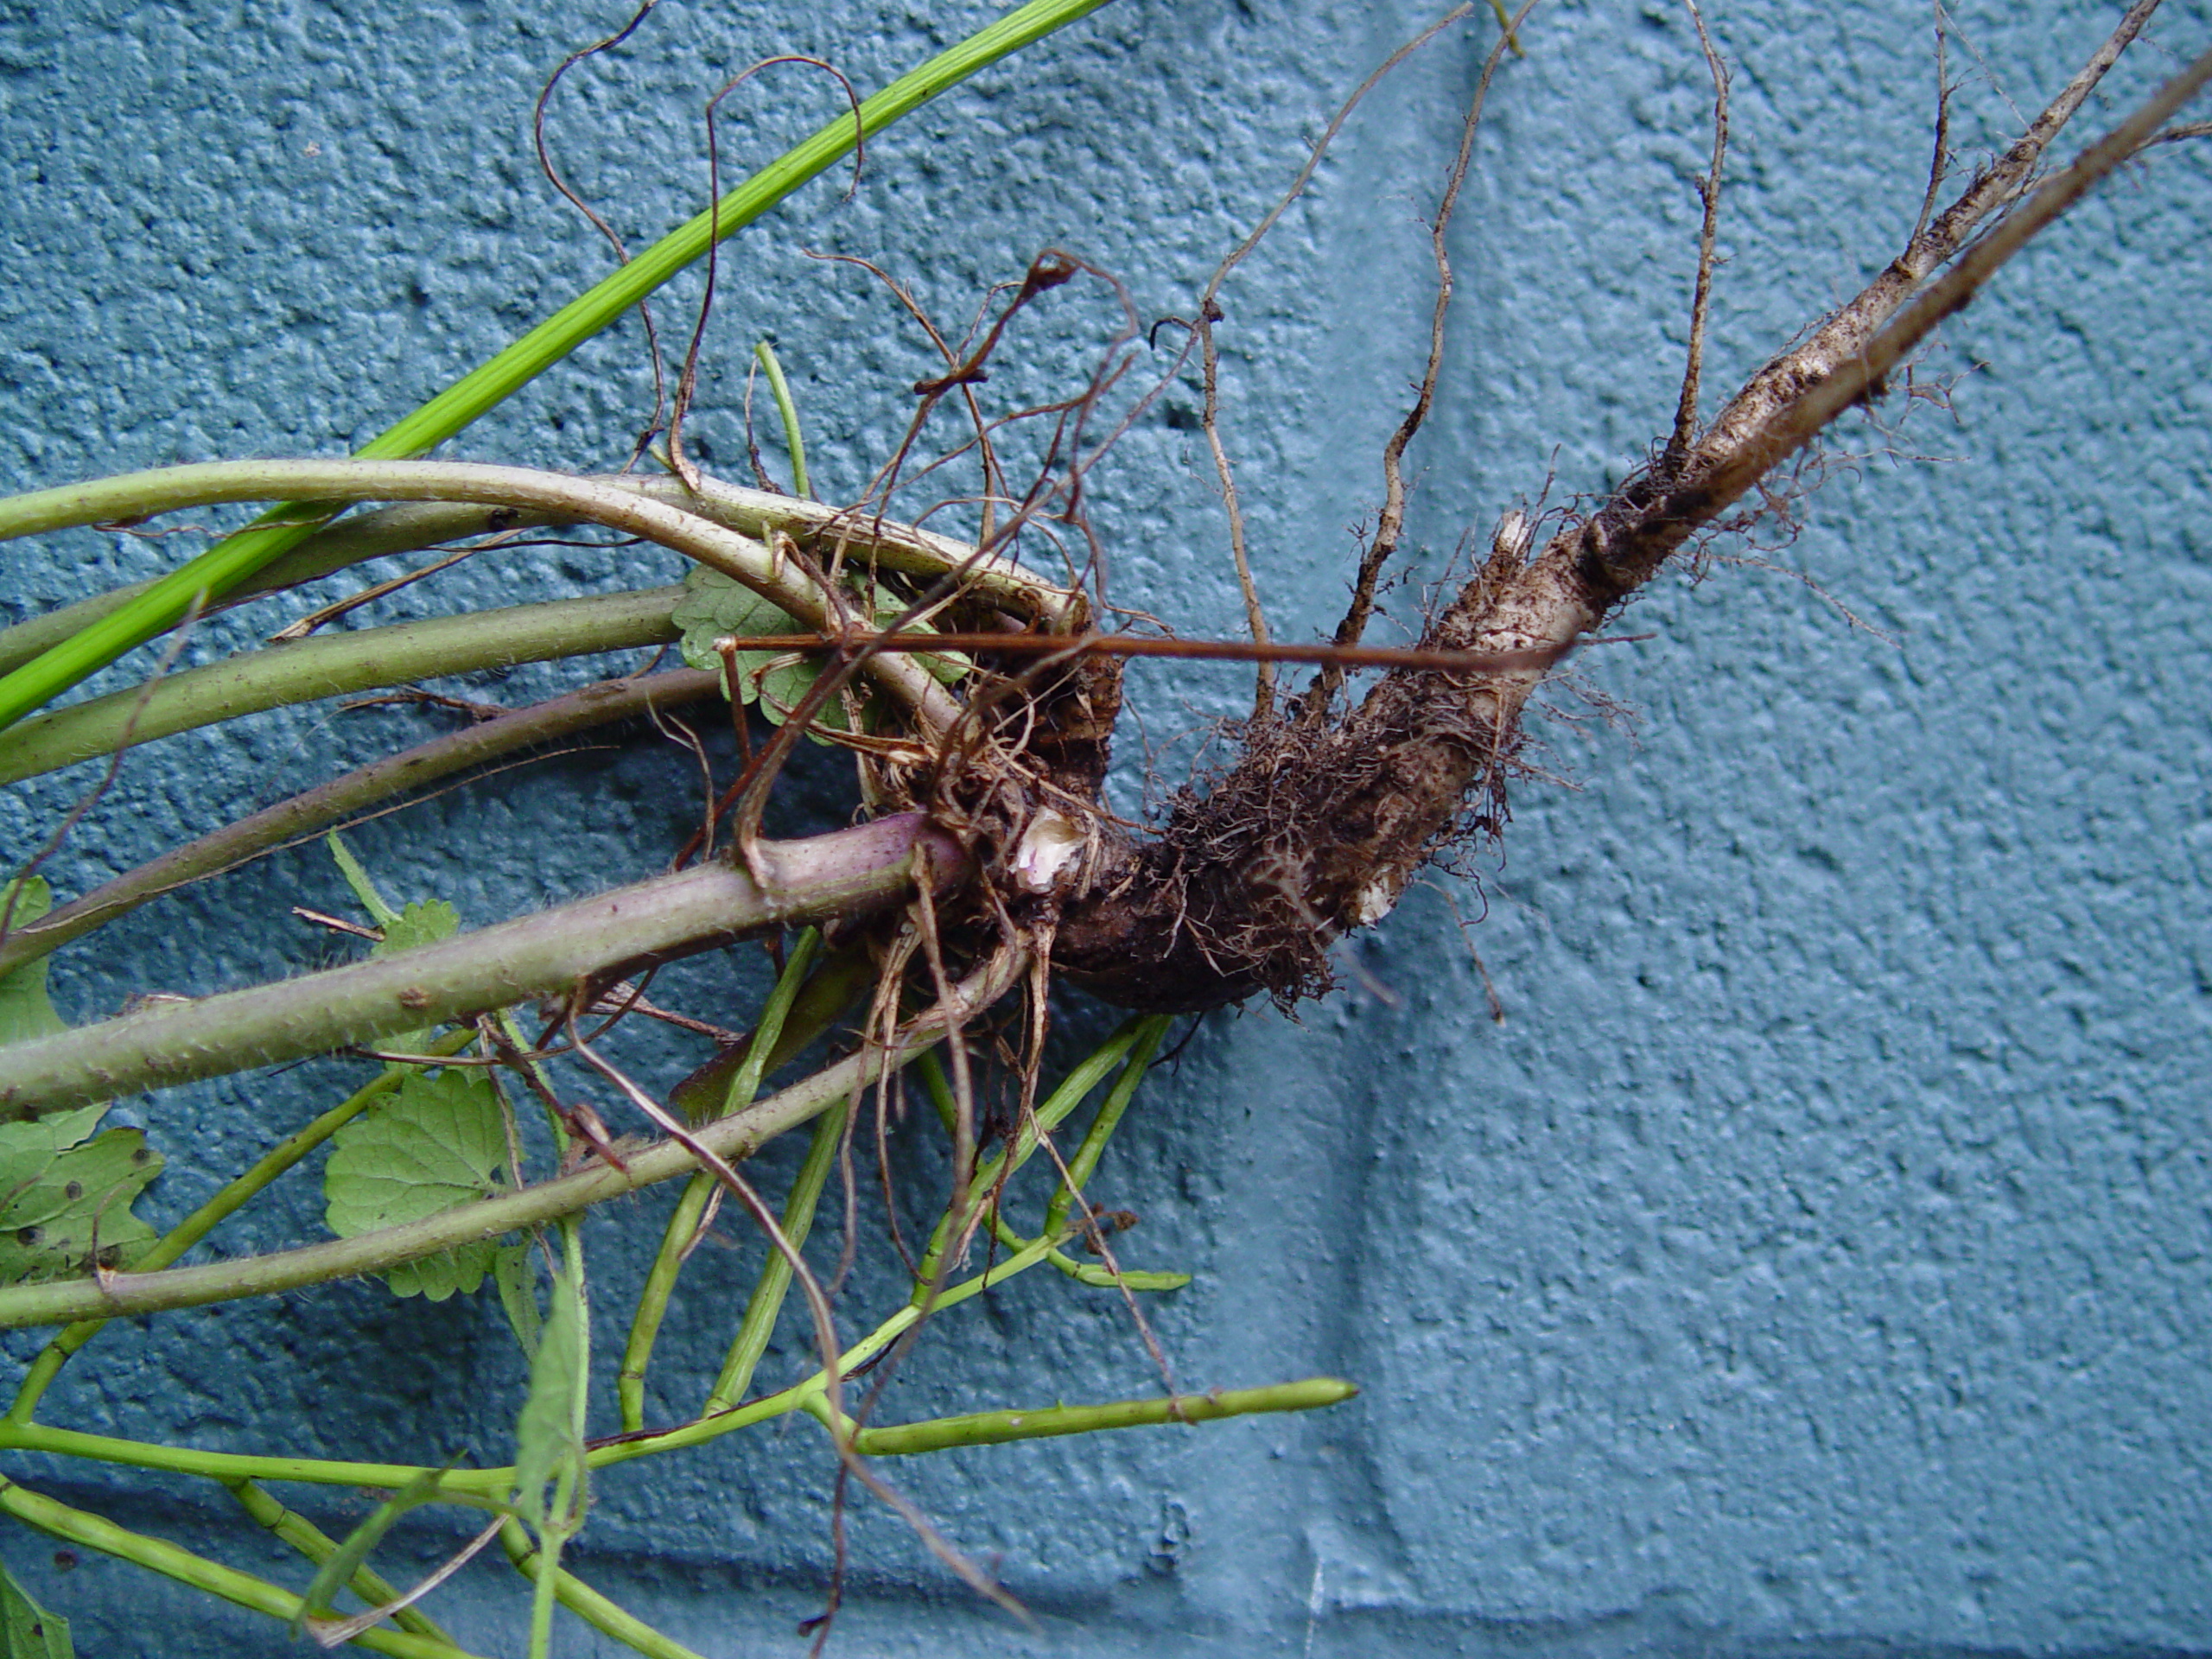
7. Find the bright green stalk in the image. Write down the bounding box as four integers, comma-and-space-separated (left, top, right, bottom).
754, 341, 811, 499
4, 1031, 477, 1424
1043, 1014, 1170, 1236
0, 1210, 1146, 1503
0, 1421, 482, 1495
0, 0, 1115, 734
575, 1221, 1076, 1478
226, 1478, 458, 1648
617, 931, 820, 1431
702, 1096, 848, 1411
850, 1376, 1357, 1456
982, 1204, 1188, 1292
0, 587, 683, 787
526, 1520, 563, 1659
499, 1521, 705, 1659
0, 1477, 486, 1659
910, 1019, 1145, 1296
0, 1229, 1049, 1503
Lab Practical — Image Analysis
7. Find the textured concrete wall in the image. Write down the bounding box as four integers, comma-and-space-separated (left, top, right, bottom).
3, 0, 2209, 1653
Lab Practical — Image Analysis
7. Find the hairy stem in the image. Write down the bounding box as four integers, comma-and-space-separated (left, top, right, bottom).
0, 670, 721, 976
0, 948, 1022, 1327
0, 458, 963, 734
0, 499, 556, 679
0, 814, 966, 1120
0, 0, 1114, 733
0, 587, 683, 787
0, 470, 1077, 693
4, 1031, 476, 1423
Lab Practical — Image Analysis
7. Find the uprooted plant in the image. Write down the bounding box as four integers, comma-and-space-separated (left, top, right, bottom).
0, 0, 2205, 1651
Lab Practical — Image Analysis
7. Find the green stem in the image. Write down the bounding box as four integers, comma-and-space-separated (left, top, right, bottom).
0, 1476, 486, 1658
0, 0, 1114, 732
577, 1221, 1071, 1478
753, 342, 811, 499
0, 1203, 1071, 1502
0, 499, 553, 681
499, 1519, 707, 1659
0, 813, 965, 1120
0, 950, 1024, 1329
614, 1173, 717, 1432
0, 670, 721, 977
526, 1528, 563, 1659
850, 1376, 1357, 1456
1043, 1014, 1171, 1237
0, 457, 962, 738
702, 1096, 847, 1412
0, 1421, 480, 1493
982, 1204, 1188, 1292
0, 469, 1076, 686
0, 586, 683, 787
667, 940, 876, 1119
224, 1478, 458, 1647
911, 1018, 1145, 1295
618, 933, 818, 1432
5, 1031, 477, 1424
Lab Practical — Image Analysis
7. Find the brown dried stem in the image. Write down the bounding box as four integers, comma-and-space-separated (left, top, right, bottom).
1311, 0, 1539, 716
1662, 0, 1731, 471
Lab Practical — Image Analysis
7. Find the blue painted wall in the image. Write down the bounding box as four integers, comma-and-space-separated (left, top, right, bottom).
3, 0, 2209, 1653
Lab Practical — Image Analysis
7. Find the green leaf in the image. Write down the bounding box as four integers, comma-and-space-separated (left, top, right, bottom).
324, 837, 463, 1052
373, 899, 461, 957
671, 566, 806, 687
671, 567, 967, 745
0, 1560, 72, 1659
512, 1263, 586, 1530
0, 1103, 162, 1285
0, 878, 67, 1048
325, 832, 398, 928
494, 1239, 543, 1360
324, 1070, 507, 1300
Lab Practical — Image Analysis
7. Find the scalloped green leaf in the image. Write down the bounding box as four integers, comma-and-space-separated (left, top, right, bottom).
672, 567, 967, 744
671, 565, 806, 689
324, 1068, 508, 1300
372, 899, 462, 1052
374, 899, 460, 957
0, 1103, 163, 1285
0, 878, 67, 1049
